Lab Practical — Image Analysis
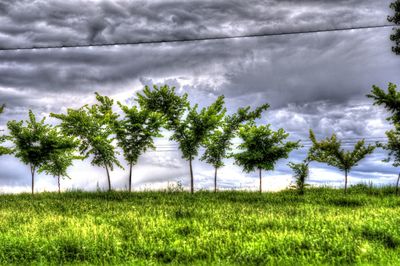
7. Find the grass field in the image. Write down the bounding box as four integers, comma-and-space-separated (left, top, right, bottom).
0, 186, 399, 265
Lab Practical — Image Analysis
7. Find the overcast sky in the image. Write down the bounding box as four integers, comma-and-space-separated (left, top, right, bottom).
0, 0, 400, 193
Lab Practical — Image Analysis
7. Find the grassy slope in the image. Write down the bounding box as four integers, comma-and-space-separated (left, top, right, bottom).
0, 187, 399, 265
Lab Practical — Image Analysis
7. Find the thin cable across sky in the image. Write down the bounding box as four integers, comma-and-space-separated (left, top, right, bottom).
0, 24, 397, 51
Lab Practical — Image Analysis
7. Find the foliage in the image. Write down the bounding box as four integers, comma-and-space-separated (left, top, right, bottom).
367, 83, 400, 194
137, 85, 226, 193
201, 104, 270, 170
51, 93, 122, 191
7, 110, 50, 169
0, 189, 399, 265
288, 161, 309, 195
114, 102, 164, 166
171, 96, 226, 161
37, 129, 81, 193
308, 130, 375, 193
136, 85, 189, 130
0, 105, 10, 156
232, 122, 300, 192
171, 96, 226, 193
233, 122, 300, 173
388, 0, 400, 54
113, 102, 164, 191
201, 104, 269, 192
367, 83, 400, 124
7, 111, 66, 194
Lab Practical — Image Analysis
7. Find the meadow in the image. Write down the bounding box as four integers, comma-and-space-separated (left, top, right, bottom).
0, 187, 399, 265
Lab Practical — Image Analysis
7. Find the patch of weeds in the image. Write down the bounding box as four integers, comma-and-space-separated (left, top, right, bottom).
174, 208, 193, 219
328, 197, 364, 207
361, 227, 400, 249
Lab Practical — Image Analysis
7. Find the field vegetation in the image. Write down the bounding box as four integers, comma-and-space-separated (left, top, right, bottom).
0, 187, 399, 265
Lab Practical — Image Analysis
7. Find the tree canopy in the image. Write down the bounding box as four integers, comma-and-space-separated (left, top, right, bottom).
37, 128, 80, 193
137, 85, 226, 193
137, 85, 189, 130
113, 102, 164, 192
308, 130, 375, 193
288, 161, 309, 195
367, 83, 400, 123
388, 0, 400, 54
170, 96, 226, 193
367, 83, 400, 194
7, 111, 72, 194
201, 104, 269, 192
0, 105, 10, 156
51, 93, 122, 191
232, 122, 300, 192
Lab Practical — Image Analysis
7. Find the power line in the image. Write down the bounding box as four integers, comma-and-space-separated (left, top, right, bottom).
0, 24, 397, 52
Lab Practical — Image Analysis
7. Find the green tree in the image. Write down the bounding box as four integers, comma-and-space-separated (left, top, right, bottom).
308, 130, 375, 194
288, 161, 309, 195
137, 85, 189, 130
8, 111, 59, 194
113, 102, 164, 192
232, 123, 300, 193
0, 105, 11, 156
388, 0, 400, 54
201, 104, 269, 192
367, 83, 400, 194
171, 97, 225, 193
37, 129, 80, 193
51, 93, 122, 191
137, 85, 225, 193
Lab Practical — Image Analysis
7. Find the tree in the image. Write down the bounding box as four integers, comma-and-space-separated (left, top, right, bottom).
171, 97, 225, 193
288, 161, 309, 195
7, 111, 59, 194
380, 130, 400, 195
137, 85, 225, 193
368, 83, 400, 124
232, 122, 300, 193
113, 102, 164, 192
37, 129, 80, 193
0, 105, 11, 156
308, 130, 375, 194
388, 0, 400, 54
51, 93, 122, 191
367, 83, 400, 194
137, 85, 189, 130
201, 104, 269, 192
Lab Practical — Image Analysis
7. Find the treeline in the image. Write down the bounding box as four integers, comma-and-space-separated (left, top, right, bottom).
0, 84, 400, 195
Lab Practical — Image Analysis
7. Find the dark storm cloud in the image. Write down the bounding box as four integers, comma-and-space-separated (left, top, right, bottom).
0, 0, 392, 49
0, 0, 396, 104
220, 28, 400, 108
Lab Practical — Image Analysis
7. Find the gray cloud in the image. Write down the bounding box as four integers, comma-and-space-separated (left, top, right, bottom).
0, 0, 393, 49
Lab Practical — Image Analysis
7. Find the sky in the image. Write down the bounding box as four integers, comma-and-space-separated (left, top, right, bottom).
0, 0, 400, 193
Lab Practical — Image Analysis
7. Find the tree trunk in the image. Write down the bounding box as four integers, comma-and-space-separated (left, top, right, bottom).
214, 167, 218, 193
259, 168, 262, 193
189, 157, 194, 194
57, 175, 61, 194
129, 162, 133, 193
30, 165, 35, 195
344, 169, 348, 194
105, 164, 111, 192
396, 172, 400, 196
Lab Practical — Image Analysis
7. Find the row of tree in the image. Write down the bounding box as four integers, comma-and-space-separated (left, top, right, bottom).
0, 84, 399, 195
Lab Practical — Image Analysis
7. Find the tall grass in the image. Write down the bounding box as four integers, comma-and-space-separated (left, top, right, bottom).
0, 187, 399, 264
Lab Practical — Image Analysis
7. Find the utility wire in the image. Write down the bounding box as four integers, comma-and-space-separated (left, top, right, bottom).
0, 24, 397, 51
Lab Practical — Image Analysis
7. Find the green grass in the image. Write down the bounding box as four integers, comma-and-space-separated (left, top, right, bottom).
0, 187, 399, 265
